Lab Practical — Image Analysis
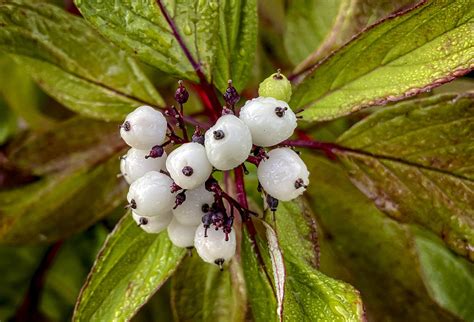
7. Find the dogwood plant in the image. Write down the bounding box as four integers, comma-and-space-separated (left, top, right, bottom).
0, 1, 472, 321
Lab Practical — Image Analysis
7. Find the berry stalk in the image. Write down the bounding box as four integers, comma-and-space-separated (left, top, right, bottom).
156, 0, 222, 116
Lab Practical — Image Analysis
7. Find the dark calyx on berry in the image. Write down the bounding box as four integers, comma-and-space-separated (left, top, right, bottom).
174, 80, 189, 104
170, 182, 182, 193
223, 80, 240, 106
266, 194, 279, 212
126, 199, 137, 209
205, 178, 219, 193
214, 258, 225, 271
182, 166, 194, 176
146, 145, 164, 159
294, 178, 307, 189
275, 106, 288, 117
213, 130, 225, 140
201, 203, 210, 213
174, 190, 187, 209
273, 68, 283, 80
121, 121, 131, 131
138, 217, 148, 227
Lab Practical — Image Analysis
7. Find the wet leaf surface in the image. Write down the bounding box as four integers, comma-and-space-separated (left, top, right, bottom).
291, 0, 474, 121
336, 93, 474, 260
75, 0, 257, 93
306, 154, 474, 321
171, 250, 246, 322
271, 200, 365, 321
73, 214, 186, 322
293, 0, 417, 73
0, 1, 163, 121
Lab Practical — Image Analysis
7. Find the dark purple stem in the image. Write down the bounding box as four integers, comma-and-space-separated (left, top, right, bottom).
281, 139, 340, 160
234, 166, 276, 291
234, 166, 248, 209
156, 0, 222, 116
13, 241, 63, 322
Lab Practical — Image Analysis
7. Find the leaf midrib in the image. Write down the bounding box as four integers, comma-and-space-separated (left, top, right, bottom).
336, 148, 474, 183
354, 115, 474, 151
299, 1, 471, 110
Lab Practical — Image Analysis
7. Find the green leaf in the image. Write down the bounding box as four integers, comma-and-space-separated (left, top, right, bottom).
293, 0, 418, 73
40, 226, 109, 321
73, 215, 186, 322
0, 98, 17, 144
0, 154, 127, 244
284, 0, 343, 66
0, 54, 59, 130
305, 154, 473, 320
335, 93, 474, 260
338, 93, 474, 179
0, 1, 164, 121
271, 199, 364, 321
0, 245, 45, 320
75, 0, 258, 92
213, 0, 257, 92
291, 0, 474, 121
241, 224, 278, 322
171, 250, 246, 322
7, 117, 124, 175
413, 227, 474, 321
0, 226, 107, 322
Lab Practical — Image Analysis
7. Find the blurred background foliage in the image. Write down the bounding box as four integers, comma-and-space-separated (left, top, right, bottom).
0, 0, 473, 321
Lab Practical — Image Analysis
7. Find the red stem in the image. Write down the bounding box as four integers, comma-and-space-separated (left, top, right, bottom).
281, 139, 340, 160
13, 241, 63, 322
234, 166, 248, 209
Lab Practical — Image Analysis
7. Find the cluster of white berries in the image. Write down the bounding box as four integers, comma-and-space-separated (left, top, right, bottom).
118, 71, 309, 268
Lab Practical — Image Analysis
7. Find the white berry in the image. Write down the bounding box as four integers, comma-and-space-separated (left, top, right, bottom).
257, 148, 309, 201
172, 184, 214, 226
194, 224, 236, 266
239, 97, 297, 147
166, 142, 213, 190
120, 105, 167, 150
167, 217, 198, 248
204, 114, 252, 170
127, 171, 175, 217
132, 211, 172, 234
120, 148, 167, 184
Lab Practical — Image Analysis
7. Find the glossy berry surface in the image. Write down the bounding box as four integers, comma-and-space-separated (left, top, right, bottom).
257, 148, 309, 201
120, 105, 167, 150
166, 142, 213, 190
120, 148, 167, 184
127, 171, 176, 217
194, 224, 236, 266
172, 184, 214, 226
167, 217, 198, 248
204, 114, 252, 170
132, 211, 172, 234
239, 96, 297, 147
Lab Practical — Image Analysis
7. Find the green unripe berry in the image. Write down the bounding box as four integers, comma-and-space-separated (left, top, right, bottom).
258, 70, 292, 102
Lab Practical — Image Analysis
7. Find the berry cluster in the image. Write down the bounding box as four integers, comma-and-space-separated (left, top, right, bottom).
119, 71, 309, 268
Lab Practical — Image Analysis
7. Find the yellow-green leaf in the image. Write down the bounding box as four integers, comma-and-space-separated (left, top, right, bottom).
0, 1, 164, 121
291, 0, 474, 121
171, 250, 246, 322
75, 0, 258, 93
293, 0, 418, 73
73, 215, 186, 322
306, 154, 473, 320
336, 93, 474, 260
